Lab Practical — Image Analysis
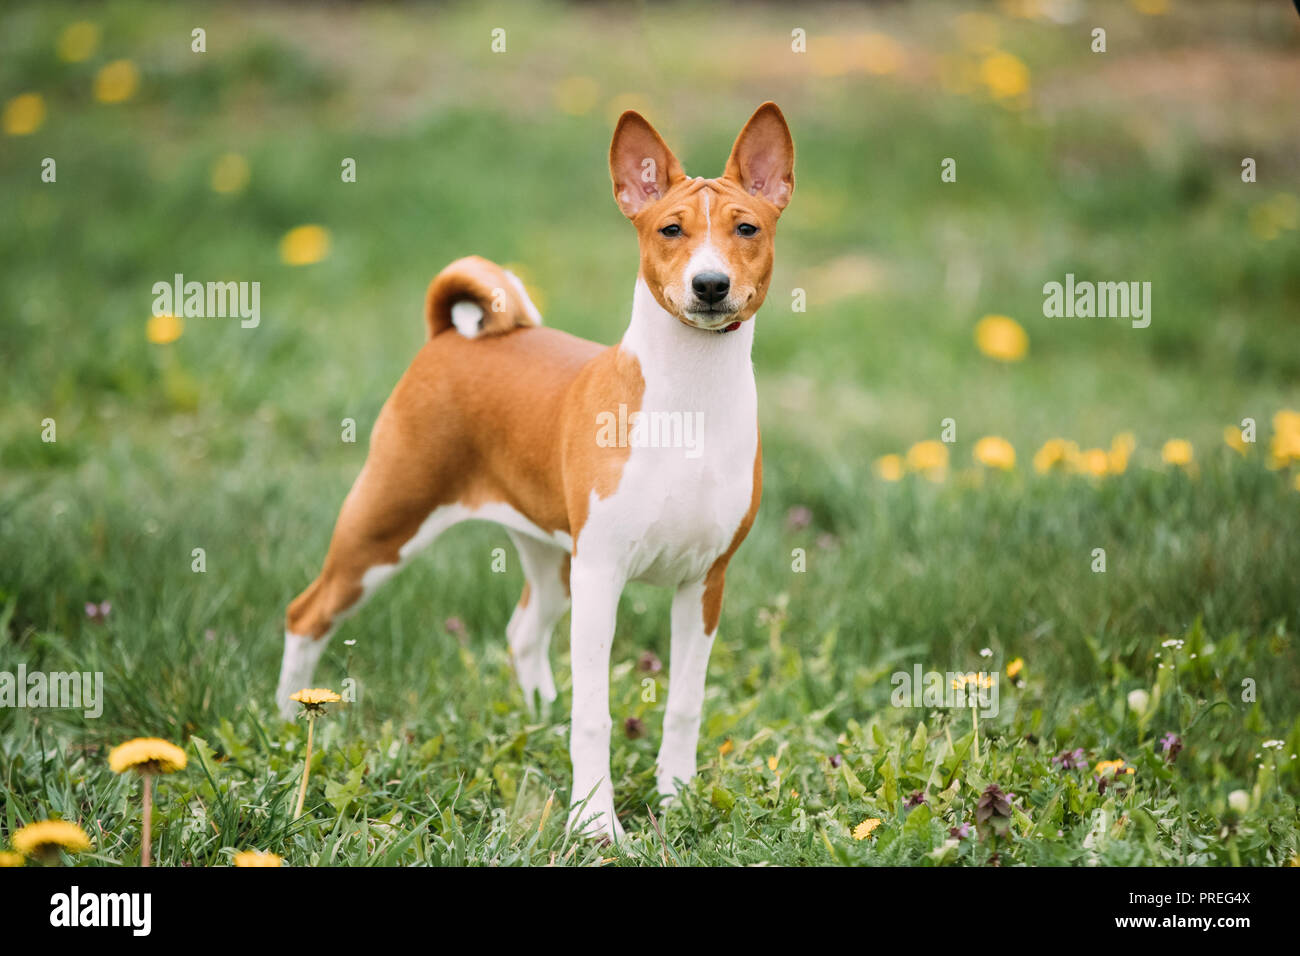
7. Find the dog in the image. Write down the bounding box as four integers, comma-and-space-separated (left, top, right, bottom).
276, 103, 795, 840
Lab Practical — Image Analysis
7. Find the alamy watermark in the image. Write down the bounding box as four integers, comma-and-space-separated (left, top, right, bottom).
50, 886, 150, 936
0, 665, 103, 718
595, 403, 704, 459
891, 665, 999, 718
1042, 273, 1151, 328
152, 273, 260, 328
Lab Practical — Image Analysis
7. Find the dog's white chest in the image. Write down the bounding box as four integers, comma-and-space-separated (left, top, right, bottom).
614, 421, 756, 586
579, 280, 759, 586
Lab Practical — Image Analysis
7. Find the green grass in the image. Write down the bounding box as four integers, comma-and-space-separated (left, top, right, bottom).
1, 0, 1298, 866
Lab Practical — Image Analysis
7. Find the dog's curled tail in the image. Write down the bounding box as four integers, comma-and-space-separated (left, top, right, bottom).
424, 255, 543, 339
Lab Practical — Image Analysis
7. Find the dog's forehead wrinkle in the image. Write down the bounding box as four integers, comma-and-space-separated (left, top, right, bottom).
683, 177, 763, 217
669, 177, 726, 202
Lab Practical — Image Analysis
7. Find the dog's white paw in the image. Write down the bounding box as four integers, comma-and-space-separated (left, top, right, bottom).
568, 789, 625, 844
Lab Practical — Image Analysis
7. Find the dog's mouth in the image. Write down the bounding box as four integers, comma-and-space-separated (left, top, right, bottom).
682, 302, 745, 333
682, 313, 743, 333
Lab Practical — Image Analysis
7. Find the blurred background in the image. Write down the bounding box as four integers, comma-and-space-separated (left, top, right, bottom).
1, 1, 1299, 851
3, 1, 1298, 463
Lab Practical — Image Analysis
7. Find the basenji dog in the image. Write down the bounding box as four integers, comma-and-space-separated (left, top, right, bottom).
277, 103, 794, 840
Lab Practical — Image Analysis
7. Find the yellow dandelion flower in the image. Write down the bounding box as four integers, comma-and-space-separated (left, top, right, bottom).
94, 60, 140, 104
211, 153, 250, 194
974, 314, 1028, 362
57, 21, 100, 63
718, 738, 734, 756
767, 755, 779, 772
906, 440, 949, 480
874, 453, 904, 482
1222, 425, 1247, 456
1033, 438, 1078, 474
979, 52, 1029, 100
280, 225, 331, 266
1161, 439, 1193, 467
109, 737, 187, 774
110, 739, 183, 867
289, 686, 343, 720
1270, 409, 1300, 468
3, 93, 46, 136
146, 313, 183, 345
973, 435, 1015, 470
290, 688, 342, 707
0, 850, 25, 867
234, 850, 283, 867
852, 817, 882, 840
1274, 409, 1300, 435
1076, 447, 1110, 477
1094, 759, 1134, 777
1108, 432, 1135, 473
553, 75, 599, 116
11, 820, 92, 857
290, 689, 343, 819
1006, 657, 1024, 680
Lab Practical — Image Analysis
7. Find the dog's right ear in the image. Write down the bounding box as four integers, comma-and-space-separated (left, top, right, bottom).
609, 111, 685, 219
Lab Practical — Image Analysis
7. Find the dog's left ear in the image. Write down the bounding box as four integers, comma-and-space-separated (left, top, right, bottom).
723, 102, 795, 211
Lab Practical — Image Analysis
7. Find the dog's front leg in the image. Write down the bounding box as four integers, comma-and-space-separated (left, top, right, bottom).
566, 559, 626, 842
656, 578, 716, 799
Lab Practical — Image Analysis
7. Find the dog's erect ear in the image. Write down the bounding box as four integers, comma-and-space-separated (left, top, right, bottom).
722, 102, 795, 211
609, 111, 686, 219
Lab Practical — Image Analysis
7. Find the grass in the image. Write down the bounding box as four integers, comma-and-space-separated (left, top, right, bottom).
1, 0, 1299, 866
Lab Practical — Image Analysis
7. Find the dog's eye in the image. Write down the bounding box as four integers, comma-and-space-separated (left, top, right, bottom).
659, 224, 682, 238
736, 223, 759, 237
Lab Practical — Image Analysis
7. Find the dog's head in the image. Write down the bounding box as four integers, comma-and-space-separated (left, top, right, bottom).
609, 102, 794, 333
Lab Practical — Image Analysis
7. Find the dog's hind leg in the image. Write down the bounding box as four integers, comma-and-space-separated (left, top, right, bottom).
277, 457, 466, 719
504, 530, 570, 715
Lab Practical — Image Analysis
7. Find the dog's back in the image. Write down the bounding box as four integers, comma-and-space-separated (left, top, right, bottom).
385, 321, 607, 538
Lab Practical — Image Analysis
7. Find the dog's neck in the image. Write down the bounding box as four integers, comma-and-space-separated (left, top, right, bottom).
621, 277, 756, 414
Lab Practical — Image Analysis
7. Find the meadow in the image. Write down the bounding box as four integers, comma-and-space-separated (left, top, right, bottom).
1, 0, 1298, 866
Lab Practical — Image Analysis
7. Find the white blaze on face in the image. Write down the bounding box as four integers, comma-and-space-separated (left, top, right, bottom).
682, 188, 730, 307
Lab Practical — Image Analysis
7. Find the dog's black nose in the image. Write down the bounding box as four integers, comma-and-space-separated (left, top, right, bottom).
691, 272, 730, 305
